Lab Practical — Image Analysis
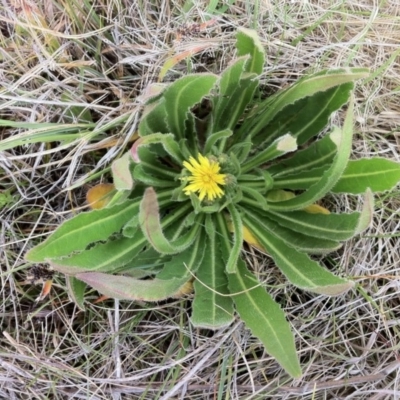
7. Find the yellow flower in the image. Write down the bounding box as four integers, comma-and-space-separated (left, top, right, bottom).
182, 154, 226, 201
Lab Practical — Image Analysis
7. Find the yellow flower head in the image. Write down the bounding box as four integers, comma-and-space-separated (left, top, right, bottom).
182, 154, 226, 201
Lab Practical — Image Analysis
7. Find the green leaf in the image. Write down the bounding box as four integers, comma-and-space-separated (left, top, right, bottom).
267, 99, 354, 211
0, 122, 95, 151
76, 230, 205, 301
163, 74, 218, 140
225, 204, 243, 273
191, 217, 234, 329
134, 146, 178, 180
243, 68, 368, 140
131, 133, 184, 165
139, 188, 202, 254
355, 189, 374, 234
157, 229, 206, 280
241, 134, 297, 173
133, 165, 177, 187
228, 258, 301, 378
111, 151, 134, 190
75, 272, 192, 301
66, 276, 87, 311
213, 70, 258, 134
242, 213, 354, 296
264, 189, 373, 242
332, 158, 400, 194
50, 231, 147, 275
252, 84, 353, 149
242, 207, 341, 254
268, 130, 338, 179
265, 209, 362, 241
204, 129, 233, 154
138, 99, 169, 137
25, 198, 142, 262
236, 28, 265, 74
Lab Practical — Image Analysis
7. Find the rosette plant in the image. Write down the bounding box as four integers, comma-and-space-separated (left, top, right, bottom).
26, 29, 400, 377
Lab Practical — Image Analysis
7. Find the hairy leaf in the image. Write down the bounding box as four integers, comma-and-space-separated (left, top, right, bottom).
139, 188, 202, 254
241, 207, 341, 254
242, 213, 354, 295
76, 272, 192, 301
66, 276, 87, 311
191, 219, 234, 328
50, 231, 147, 275
332, 158, 400, 194
244, 68, 368, 140
266, 99, 354, 211
25, 199, 142, 262
163, 74, 218, 140
228, 258, 301, 378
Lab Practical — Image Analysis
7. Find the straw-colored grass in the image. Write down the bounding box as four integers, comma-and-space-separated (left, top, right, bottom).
1, 1, 400, 399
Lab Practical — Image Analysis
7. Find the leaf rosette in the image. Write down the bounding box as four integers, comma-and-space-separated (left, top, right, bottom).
26, 28, 400, 378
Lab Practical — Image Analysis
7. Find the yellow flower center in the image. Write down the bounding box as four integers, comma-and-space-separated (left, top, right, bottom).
182, 154, 226, 201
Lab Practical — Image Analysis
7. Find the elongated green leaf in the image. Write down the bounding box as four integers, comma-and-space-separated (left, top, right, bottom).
212, 57, 248, 133
228, 258, 301, 378
213, 72, 258, 135
245, 68, 368, 139
273, 156, 400, 194
215, 213, 234, 261
131, 133, 184, 165
204, 129, 233, 154
138, 99, 169, 137
236, 28, 265, 74
264, 189, 373, 242
242, 213, 354, 296
77, 235, 204, 301
191, 219, 234, 329
241, 186, 269, 208
272, 167, 323, 190
229, 141, 252, 163
133, 165, 177, 187
139, 188, 202, 254
66, 276, 87, 311
75, 272, 191, 301
50, 230, 147, 275
265, 209, 361, 241
242, 207, 341, 254
163, 74, 218, 140
252, 84, 353, 149
111, 151, 134, 190
157, 229, 206, 280
241, 134, 297, 173
25, 198, 141, 262
268, 130, 338, 178
332, 158, 400, 194
225, 204, 243, 273
134, 146, 179, 180
267, 99, 354, 211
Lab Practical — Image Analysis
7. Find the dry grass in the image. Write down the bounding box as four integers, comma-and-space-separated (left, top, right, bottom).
1, 0, 400, 399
